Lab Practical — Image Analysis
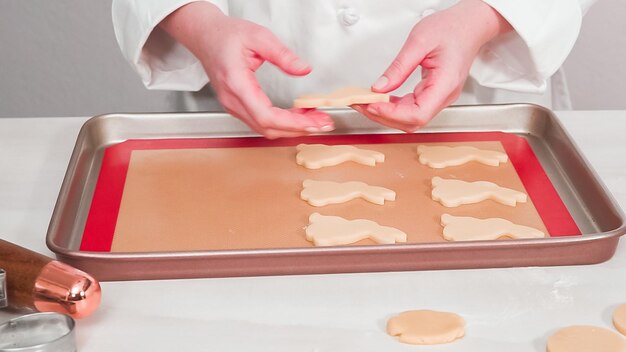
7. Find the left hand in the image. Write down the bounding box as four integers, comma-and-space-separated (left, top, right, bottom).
353, 0, 512, 132
159, 2, 334, 139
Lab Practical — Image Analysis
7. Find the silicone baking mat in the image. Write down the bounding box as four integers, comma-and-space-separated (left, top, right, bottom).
80, 132, 579, 253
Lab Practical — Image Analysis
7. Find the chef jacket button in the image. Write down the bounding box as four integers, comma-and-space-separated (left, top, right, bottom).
338, 7, 360, 26
421, 8, 436, 18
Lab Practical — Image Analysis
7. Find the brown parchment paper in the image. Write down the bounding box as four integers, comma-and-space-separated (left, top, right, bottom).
110, 141, 548, 252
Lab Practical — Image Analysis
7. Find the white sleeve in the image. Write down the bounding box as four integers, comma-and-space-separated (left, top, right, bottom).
111, 0, 229, 91
472, 0, 598, 93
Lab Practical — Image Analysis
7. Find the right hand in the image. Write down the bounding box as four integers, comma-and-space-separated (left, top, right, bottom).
160, 2, 334, 139
353, 0, 512, 133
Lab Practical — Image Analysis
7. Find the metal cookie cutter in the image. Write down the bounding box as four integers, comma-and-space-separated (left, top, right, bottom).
0, 312, 76, 352
0, 269, 6, 309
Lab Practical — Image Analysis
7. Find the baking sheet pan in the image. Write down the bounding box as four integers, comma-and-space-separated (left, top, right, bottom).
46, 104, 626, 281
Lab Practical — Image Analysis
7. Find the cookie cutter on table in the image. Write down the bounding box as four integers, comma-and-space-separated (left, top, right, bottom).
46, 104, 626, 281
0, 269, 6, 309
0, 312, 76, 352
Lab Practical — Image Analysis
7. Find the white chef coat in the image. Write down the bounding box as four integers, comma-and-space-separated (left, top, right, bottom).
112, 0, 596, 112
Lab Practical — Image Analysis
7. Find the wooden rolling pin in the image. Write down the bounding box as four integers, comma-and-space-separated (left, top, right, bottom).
0, 239, 101, 318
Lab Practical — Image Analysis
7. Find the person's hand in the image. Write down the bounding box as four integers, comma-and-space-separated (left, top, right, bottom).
160, 2, 334, 139
353, 0, 512, 132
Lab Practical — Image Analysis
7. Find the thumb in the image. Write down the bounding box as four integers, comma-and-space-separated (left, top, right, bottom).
372, 42, 427, 93
254, 31, 311, 76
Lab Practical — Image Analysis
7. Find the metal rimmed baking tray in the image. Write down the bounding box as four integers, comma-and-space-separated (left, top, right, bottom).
46, 104, 626, 281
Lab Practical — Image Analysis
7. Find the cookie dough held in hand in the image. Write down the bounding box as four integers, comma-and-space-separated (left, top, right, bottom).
293, 87, 389, 108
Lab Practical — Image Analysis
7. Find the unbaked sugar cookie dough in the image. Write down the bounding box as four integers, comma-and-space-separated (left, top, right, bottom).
417, 145, 508, 168
305, 213, 406, 246
547, 325, 626, 352
441, 214, 545, 241
301, 179, 396, 206
293, 86, 389, 108
296, 144, 384, 169
613, 303, 626, 336
387, 310, 465, 345
431, 176, 527, 207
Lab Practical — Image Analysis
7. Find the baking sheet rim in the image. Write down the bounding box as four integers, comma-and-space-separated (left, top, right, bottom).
51, 229, 625, 259
45, 104, 626, 276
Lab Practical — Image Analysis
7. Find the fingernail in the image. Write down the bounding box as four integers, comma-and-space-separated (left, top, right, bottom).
319, 124, 335, 132
367, 106, 378, 114
305, 124, 333, 133
293, 59, 311, 71
305, 127, 321, 133
372, 76, 389, 90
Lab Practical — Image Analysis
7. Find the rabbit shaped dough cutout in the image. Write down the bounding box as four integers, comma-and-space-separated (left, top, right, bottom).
417, 145, 508, 168
305, 213, 406, 246
296, 144, 384, 169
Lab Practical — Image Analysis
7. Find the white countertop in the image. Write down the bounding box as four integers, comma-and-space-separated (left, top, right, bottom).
1, 111, 625, 351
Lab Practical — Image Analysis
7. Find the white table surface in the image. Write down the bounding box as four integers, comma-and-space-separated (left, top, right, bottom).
1, 111, 625, 351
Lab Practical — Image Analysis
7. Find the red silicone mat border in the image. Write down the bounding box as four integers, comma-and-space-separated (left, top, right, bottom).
80, 132, 580, 252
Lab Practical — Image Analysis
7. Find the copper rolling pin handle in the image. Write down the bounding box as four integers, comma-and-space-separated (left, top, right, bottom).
0, 239, 101, 319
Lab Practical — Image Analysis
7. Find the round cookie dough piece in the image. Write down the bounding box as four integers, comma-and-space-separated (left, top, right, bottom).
387, 310, 465, 345
547, 325, 626, 352
614, 303, 626, 335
